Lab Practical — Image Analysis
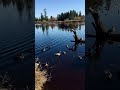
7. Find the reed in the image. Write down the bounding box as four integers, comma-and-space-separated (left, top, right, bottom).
35, 63, 48, 90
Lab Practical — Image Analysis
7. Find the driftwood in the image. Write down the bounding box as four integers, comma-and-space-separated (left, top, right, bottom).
88, 7, 120, 42
72, 30, 85, 43
85, 7, 120, 59
67, 30, 85, 51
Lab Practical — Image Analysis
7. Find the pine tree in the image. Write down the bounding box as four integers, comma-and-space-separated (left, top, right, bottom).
50, 16, 53, 20
41, 13, 44, 21
79, 11, 81, 16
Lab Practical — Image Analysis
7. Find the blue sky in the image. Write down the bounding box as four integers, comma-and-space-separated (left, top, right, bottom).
35, 0, 85, 18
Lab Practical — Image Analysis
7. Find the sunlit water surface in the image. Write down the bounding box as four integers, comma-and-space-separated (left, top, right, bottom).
35, 23, 85, 90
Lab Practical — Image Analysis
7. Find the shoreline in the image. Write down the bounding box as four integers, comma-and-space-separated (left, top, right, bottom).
35, 21, 85, 25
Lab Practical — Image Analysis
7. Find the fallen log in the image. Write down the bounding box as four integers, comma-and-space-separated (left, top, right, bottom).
88, 7, 120, 42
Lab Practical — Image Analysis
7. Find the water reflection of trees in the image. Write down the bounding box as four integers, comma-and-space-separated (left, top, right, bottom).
35, 24, 49, 35
58, 23, 80, 31
35, 23, 82, 33
0, 0, 33, 17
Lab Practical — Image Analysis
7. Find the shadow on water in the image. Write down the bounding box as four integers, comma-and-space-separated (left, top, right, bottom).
86, 0, 120, 90
35, 22, 85, 90
35, 22, 83, 33
0, 0, 34, 89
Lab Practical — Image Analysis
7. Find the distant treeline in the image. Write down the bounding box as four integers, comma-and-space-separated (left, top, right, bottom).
57, 10, 82, 21
35, 9, 84, 22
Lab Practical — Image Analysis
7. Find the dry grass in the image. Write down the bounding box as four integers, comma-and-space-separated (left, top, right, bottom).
35, 63, 48, 90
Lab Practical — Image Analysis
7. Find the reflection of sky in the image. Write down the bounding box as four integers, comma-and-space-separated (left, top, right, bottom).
35, 24, 85, 57
35, 0, 85, 18
35, 24, 85, 90
35, 25, 85, 40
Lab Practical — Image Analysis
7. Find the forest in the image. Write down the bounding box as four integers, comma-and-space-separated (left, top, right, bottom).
35, 9, 84, 22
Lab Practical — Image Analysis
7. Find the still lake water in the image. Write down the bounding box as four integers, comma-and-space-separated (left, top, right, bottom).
35, 23, 85, 90
0, 0, 34, 89
86, 0, 120, 90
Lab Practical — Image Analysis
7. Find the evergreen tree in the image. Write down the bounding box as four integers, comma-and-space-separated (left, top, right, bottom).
35, 17, 38, 21
79, 11, 81, 16
43, 8, 48, 21
50, 16, 53, 20
56, 10, 82, 21
41, 13, 44, 21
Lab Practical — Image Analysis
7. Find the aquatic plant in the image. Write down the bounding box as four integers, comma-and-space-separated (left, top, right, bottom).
35, 62, 49, 90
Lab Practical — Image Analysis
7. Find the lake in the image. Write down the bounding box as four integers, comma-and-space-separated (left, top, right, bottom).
0, 0, 34, 89
86, 0, 120, 90
35, 22, 85, 90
